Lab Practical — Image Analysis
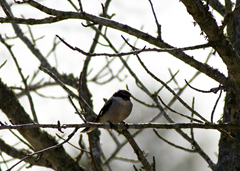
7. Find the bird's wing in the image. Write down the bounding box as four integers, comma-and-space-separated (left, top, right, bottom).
95, 99, 113, 122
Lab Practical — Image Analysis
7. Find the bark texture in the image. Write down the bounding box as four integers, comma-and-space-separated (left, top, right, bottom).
0, 79, 83, 171
216, 0, 240, 170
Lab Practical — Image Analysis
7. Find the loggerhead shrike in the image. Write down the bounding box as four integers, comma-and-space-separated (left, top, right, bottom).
81, 89, 133, 133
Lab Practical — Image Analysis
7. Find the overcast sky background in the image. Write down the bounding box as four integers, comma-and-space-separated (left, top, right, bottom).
0, 0, 227, 170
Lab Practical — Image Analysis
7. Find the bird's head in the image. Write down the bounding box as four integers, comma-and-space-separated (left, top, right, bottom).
113, 89, 131, 100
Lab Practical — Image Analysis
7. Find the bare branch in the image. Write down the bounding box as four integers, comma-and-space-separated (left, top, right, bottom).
1, 122, 240, 131
153, 129, 196, 153
8, 128, 34, 150
0, 59, 7, 69
148, 0, 161, 40
39, 66, 96, 117
0, 0, 12, 18
220, 4, 240, 31
211, 89, 223, 123
56, 35, 211, 57
205, 0, 226, 16
121, 130, 151, 170
78, 0, 83, 12
68, 96, 86, 123
185, 79, 237, 94
158, 96, 203, 123
191, 97, 195, 141
0, 16, 67, 25
67, 0, 79, 11
56, 134, 89, 153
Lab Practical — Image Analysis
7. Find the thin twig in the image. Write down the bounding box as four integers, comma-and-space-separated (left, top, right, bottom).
88, 135, 99, 171
56, 34, 147, 57
168, 68, 180, 88
87, 24, 129, 84
131, 94, 157, 108
204, 0, 226, 16
67, 0, 79, 11
211, 89, 223, 123
0, 60, 7, 69
185, 79, 214, 93
191, 97, 195, 141
153, 129, 196, 152
148, 0, 161, 40
152, 156, 156, 171
156, 69, 179, 94
56, 133, 89, 153
0, 150, 9, 170
68, 96, 86, 123
185, 79, 236, 94
8, 128, 34, 150
135, 54, 208, 122
220, 3, 240, 31
22, 15, 36, 46
114, 156, 140, 163
56, 37, 211, 57
158, 96, 203, 123
39, 66, 96, 117
101, 3, 107, 17
76, 134, 86, 163
39, 66, 78, 98
34, 90, 67, 99
78, 0, 83, 12
107, 130, 120, 146
133, 165, 139, 171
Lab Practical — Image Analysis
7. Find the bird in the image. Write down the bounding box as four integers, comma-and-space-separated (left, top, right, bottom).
81, 89, 133, 133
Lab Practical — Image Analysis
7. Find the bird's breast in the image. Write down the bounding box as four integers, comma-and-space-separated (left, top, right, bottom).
101, 97, 133, 124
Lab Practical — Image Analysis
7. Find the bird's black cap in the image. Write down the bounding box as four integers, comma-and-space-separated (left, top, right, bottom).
113, 90, 131, 100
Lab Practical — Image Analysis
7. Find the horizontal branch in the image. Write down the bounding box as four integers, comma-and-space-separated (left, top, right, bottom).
1, 122, 240, 130
56, 34, 211, 57
0, 16, 66, 24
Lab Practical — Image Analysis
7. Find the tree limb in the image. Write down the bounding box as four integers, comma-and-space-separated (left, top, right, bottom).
0, 78, 83, 171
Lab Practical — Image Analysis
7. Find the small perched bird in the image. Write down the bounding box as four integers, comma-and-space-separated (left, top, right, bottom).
81, 89, 133, 133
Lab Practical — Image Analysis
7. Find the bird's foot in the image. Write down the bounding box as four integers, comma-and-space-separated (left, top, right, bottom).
121, 120, 129, 130
107, 121, 115, 130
